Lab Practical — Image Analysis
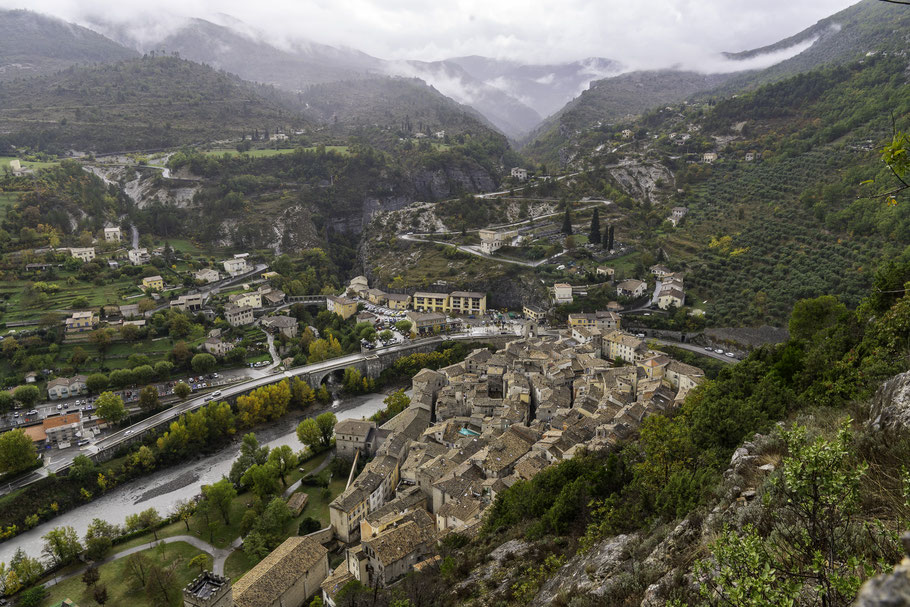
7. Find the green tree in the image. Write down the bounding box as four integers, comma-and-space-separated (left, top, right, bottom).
17, 586, 48, 607
395, 320, 412, 334
0, 391, 12, 413
561, 206, 573, 235
89, 328, 113, 361
788, 295, 847, 342
41, 526, 83, 567
201, 478, 236, 525
126, 552, 151, 589
133, 364, 156, 385
0, 428, 38, 474
290, 377, 315, 408
267, 445, 299, 487
696, 524, 800, 607
68, 454, 98, 484
69, 346, 88, 370
82, 565, 100, 588
316, 412, 337, 448
154, 360, 174, 378
589, 207, 601, 244
699, 421, 877, 607
241, 462, 281, 501
138, 385, 159, 412
13, 385, 39, 408
174, 381, 191, 400
174, 499, 196, 532
85, 372, 109, 393
297, 412, 337, 452
84, 518, 118, 561
95, 391, 127, 424
145, 560, 180, 606
93, 583, 109, 605
191, 353, 217, 374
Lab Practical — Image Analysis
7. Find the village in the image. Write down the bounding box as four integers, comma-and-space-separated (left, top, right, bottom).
175, 304, 707, 607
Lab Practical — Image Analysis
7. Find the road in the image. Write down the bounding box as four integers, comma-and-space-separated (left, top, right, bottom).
650, 338, 737, 363
89, 334, 485, 458
398, 233, 563, 268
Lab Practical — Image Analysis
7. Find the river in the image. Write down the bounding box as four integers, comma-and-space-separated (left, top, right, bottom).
0, 390, 391, 564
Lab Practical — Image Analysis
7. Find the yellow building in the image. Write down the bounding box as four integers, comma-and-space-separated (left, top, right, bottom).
448, 291, 486, 315
568, 313, 596, 329
326, 295, 358, 320
142, 275, 164, 291
65, 311, 98, 334
522, 304, 545, 322
365, 289, 387, 305
386, 293, 410, 310
413, 292, 449, 313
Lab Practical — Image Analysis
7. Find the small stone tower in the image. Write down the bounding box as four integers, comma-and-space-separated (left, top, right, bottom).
183, 571, 233, 607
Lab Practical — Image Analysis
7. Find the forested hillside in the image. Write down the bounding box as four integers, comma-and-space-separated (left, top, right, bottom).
663, 51, 910, 326
0, 56, 306, 153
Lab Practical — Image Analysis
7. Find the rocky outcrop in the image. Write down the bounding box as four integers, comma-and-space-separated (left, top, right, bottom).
530, 534, 639, 606
521, 432, 775, 607
868, 371, 910, 432
412, 166, 497, 200
609, 162, 673, 205
854, 533, 910, 607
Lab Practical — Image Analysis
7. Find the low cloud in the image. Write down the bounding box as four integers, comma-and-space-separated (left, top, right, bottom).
2, 0, 857, 68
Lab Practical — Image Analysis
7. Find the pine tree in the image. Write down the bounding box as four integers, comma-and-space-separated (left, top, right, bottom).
562, 207, 573, 235
589, 208, 601, 244
608, 226, 615, 250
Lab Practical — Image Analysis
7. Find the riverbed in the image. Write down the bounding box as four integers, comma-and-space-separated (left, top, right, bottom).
0, 390, 391, 564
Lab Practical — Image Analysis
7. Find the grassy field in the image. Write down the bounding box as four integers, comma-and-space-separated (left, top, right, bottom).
39, 541, 206, 607
0, 156, 59, 171
28, 450, 341, 601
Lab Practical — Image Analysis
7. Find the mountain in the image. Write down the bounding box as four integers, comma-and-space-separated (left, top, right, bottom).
294, 76, 508, 148
718, 0, 910, 92
523, 0, 910, 166
524, 69, 737, 164
383, 60, 543, 139
447, 55, 623, 118
0, 9, 137, 81
0, 56, 306, 153
120, 17, 381, 88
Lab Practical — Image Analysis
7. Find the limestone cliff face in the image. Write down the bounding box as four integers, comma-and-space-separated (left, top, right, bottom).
411, 165, 497, 201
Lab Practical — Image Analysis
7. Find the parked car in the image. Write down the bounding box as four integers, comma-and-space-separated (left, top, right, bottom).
715, 349, 724, 354
725, 352, 736, 358
56, 404, 62, 410
27, 409, 38, 416
76, 439, 90, 447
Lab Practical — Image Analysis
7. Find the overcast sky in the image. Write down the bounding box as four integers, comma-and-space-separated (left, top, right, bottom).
2, 0, 859, 68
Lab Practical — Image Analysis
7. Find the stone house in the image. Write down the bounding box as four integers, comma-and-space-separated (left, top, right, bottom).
232, 536, 329, 607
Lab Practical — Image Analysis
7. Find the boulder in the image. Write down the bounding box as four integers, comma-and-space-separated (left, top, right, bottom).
854, 533, 910, 606
868, 371, 910, 432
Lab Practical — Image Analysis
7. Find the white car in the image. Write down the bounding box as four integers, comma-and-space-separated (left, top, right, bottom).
715, 349, 724, 354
